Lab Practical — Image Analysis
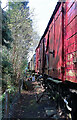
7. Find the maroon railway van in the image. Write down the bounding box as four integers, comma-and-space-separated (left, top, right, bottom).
35, 1, 77, 83
48, 1, 77, 83
43, 1, 77, 83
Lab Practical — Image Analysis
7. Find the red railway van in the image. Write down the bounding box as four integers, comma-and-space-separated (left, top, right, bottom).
35, 1, 77, 83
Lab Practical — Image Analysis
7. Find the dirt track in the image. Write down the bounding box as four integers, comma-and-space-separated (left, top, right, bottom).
8, 81, 70, 119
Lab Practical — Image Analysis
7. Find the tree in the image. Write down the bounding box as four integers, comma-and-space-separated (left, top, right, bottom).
6, 1, 39, 84
1, 1, 40, 93
2, 9, 13, 48
1, 5, 13, 92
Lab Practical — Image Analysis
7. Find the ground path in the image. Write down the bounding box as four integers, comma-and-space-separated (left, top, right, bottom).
8, 81, 69, 119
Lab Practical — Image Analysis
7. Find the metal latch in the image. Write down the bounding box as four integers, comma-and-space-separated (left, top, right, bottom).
49, 50, 55, 57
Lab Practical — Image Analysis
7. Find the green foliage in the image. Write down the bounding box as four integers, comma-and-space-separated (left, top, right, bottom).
1, 2, 40, 117
2, 47, 13, 74
21, 59, 28, 71
6, 1, 35, 80
2, 9, 13, 48
2, 0, 39, 95
2, 47, 15, 93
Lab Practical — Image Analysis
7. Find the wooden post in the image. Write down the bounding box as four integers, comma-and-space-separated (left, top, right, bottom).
0, 87, 2, 120
19, 78, 22, 97
5, 90, 9, 118
19, 79, 21, 95
17, 72, 21, 97
21, 79, 23, 90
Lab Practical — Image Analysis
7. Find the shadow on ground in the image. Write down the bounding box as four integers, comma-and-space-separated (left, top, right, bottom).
7, 81, 70, 119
